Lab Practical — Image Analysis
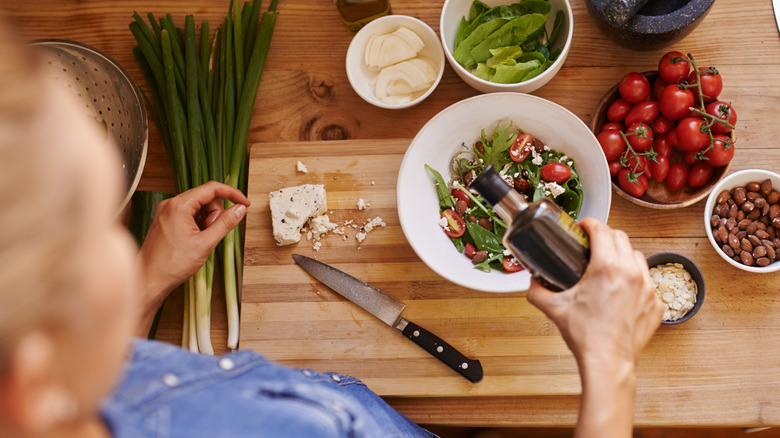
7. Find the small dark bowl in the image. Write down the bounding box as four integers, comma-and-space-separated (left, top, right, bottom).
647, 252, 705, 325
585, 0, 714, 51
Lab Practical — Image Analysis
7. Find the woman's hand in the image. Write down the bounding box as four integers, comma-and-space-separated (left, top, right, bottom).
136, 182, 250, 329
526, 218, 664, 438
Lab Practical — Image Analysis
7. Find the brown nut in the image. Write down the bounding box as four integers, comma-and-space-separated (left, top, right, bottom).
756, 222, 767, 231
736, 230, 747, 240
776, 238, 780, 249
475, 140, 485, 154
738, 210, 747, 222
741, 238, 753, 252
716, 190, 731, 204
729, 204, 738, 218
455, 200, 468, 216
768, 191, 780, 204
756, 229, 771, 240
718, 226, 728, 242
747, 222, 759, 235
765, 244, 776, 261
757, 257, 771, 267
772, 205, 780, 220
711, 214, 722, 227
721, 244, 734, 257
738, 218, 752, 230
467, 215, 477, 223
741, 251, 755, 265
769, 227, 777, 240
726, 217, 737, 231
733, 188, 747, 205
754, 245, 767, 258
742, 201, 755, 213
514, 178, 530, 193
714, 204, 727, 217
727, 199, 737, 208
748, 235, 762, 247
471, 250, 488, 265
760, 179, 773, 196
774, 217, 780, 229
748, 209, 762, 221
755, 198, 767, 209
463, 171, 476, 187
478, 218, 493, 231
762, 203, 771, 216
747, 181, 761, 192
728, 234, 740, 249
763, 239, 776, 249
747, 191, 761, 202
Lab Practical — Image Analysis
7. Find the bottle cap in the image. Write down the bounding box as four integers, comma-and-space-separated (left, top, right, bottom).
470, 165, 511, 206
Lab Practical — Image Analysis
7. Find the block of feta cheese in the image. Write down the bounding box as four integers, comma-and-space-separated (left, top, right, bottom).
268, 184, 327, 246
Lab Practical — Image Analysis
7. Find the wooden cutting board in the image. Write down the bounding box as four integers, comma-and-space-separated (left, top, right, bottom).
240, 139, 580, 397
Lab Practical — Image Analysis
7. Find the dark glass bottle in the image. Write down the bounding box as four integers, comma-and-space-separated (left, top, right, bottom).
470, 166, 590, 291
335, 0, 392, 33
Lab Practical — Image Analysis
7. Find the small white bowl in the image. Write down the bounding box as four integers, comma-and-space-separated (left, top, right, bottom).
397, 93, 611, 293
439, 0, 573, 94
345, 15, 445, 109
704, 169, 780, 273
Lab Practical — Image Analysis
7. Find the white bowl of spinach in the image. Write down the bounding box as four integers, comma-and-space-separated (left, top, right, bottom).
439, 0, 573, 93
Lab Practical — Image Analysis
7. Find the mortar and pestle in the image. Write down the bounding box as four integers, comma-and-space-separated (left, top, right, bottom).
585, 0, 714, 50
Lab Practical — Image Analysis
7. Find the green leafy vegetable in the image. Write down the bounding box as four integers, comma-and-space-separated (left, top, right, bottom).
425, 164, 456, 209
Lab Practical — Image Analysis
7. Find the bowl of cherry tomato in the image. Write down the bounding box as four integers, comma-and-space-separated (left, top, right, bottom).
590, 51, 736, 209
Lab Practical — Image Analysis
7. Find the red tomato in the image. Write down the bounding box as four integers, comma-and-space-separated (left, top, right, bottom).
597, 130, 627, 161
440, 210, 465, 238
658, 51, 690, 84
676, 117, 709, 152
540, 162, 572, 184
652, 77, 667, 101
451, 188, 471, 206
608, 160, 624, 176
687, 67, 723, 102
666, 164, 687, 191
667, 128, 678, 147
688, 162, 714, 188
652, 114, 674, 134
625, 154, 649, 174
626, 122, 654, 151
619, 72, 650, 103
659, 84, 695, 120
704, 134, 735, 167
601, 122, 624, 132
684, 150, 702, 165
509, 134, 534, 162
653, 134, 673, 157
464, 242, 477, 258
650, 156, 670, 182
607, 98, 633, 122
618, 168, 647, 197
625, 101, 660, 127
502, 256, 525, 272
706, 101, 737, 134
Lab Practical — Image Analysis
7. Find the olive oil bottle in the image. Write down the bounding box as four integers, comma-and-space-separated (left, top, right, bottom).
470, 166, 590, 291
335, 0, 392, 33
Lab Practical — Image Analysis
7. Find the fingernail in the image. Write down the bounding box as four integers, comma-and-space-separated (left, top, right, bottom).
234, 204, 247, 218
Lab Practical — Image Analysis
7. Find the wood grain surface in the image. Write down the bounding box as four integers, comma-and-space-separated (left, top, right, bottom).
4, 0, 780, 428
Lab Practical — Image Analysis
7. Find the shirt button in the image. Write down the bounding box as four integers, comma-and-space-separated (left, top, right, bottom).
331, 374, 342, 383
302, 369, 314, 378
219, 358, 235, 371
162, 373, 179, 387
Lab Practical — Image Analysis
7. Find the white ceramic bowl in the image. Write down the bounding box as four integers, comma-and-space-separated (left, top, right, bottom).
397, 93, 611, 293
439, 0, 573, 94
703, 169, 780, 273
345, 15, 445, 109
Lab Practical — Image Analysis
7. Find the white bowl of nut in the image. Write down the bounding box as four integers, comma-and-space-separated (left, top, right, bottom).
704, 169, 780, 273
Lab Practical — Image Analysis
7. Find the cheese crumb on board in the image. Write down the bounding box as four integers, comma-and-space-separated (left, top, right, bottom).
356, 216, 386, 243
306, 214, 339, 241
296, 160, 308, 174
357, 198, 370, 211
269, 184, 326, 246
649, 263, 698, 322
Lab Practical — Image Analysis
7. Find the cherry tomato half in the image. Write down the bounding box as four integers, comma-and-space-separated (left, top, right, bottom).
676, 117, 709, 152
608, 160, 624, 177
704, 134, 735, 167
452, 188, 471, 206
653, 134, 673, 157
509, 133, 534, 162
619, 72, 650, 103
650, 156, 670, 182
540, 162, 572, 184
502, 256, 525, 272
687, 67, 723, 102
666, 164, 687, 191
706, 101, 737, 134
440, 210, 465, 238
688, 162, 714, 188
607, 98, 633, 122
618, 168, 648, 197
659, 84, 694, 120
626, 122, 654, 152
597, 130, 627, 161
464, 242, 477, 258
658, 51, 690, 84
601, 122, 624, 132
625, 101, 660, 127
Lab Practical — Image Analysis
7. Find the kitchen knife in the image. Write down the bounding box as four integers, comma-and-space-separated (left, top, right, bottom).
292, 254, 483, 383
774, 0, 780, 34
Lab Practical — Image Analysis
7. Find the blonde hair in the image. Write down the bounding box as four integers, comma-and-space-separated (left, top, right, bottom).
0, 20, 87, 371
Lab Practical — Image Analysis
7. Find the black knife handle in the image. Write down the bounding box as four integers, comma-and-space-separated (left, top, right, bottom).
398, 319, 483, 383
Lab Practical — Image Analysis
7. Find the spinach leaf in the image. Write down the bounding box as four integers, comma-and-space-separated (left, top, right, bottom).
454, 18, 508, 68
467, 222, 504, 254
473, 253, 504, 272
469, 0, 491, 20
486, 45, 524, 67
425, 164, 455, 209
492, 59, 541, 83
451, 236, 466, 252
469, 13, 548, 65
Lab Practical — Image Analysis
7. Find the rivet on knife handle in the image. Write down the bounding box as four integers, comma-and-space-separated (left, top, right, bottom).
397, 318, 483, 383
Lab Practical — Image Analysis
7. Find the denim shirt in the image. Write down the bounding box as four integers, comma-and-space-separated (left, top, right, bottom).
101, 339, 437, 437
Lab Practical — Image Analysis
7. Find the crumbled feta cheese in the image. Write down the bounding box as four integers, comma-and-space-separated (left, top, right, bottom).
307, 214, 338, 241
503, 249, 513, 256
559, 155, 568, 162
543, 182, 566, 198
312, 241, 321, 251
371, 181, 375, 186
357, 198, 370, 211
532, 155, 543, 165
355, 217, 386, 243
355, 231, 366, 243
438, 216, 449, 230
296, 160, 308, 173
543, 145, 550, 151
568, 161, 574, 167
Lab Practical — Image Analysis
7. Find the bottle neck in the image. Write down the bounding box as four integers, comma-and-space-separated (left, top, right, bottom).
493, 189, 529, 225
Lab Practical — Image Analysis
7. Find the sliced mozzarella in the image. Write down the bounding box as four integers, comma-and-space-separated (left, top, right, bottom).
375, 58, 437, 103
364, 26, 425, 68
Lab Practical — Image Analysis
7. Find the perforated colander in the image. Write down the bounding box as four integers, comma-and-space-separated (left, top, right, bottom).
31, 39, 148, 211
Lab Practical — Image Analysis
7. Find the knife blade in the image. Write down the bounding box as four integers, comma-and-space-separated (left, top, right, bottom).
292, 254, 483, 383
774, 0, 780, 34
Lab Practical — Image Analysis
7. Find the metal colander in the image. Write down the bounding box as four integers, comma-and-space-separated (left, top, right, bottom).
31, 39, 148, 211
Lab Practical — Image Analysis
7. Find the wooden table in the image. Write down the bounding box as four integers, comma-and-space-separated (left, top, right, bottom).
5, 0, 780, 428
